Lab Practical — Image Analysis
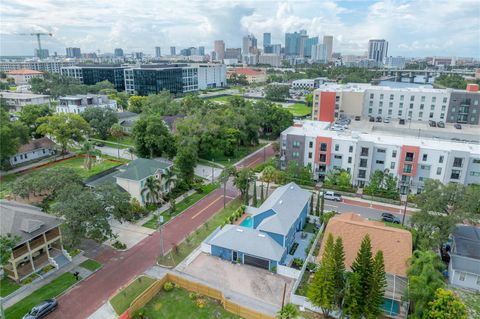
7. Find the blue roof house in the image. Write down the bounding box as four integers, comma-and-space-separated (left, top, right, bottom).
205, 182, 311, 271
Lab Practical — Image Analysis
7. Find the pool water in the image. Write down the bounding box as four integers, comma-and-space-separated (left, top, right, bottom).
381, 298, 400, 316
240, 216, 253, 228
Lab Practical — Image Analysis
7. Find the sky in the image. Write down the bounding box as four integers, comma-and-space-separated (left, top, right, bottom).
0, 0, 479, 58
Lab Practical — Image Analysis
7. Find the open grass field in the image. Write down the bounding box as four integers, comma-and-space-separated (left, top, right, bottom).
284, 103, 311, 117
110, 276, 156, 315
79, 259, 102, 272
200, 143, 265, 166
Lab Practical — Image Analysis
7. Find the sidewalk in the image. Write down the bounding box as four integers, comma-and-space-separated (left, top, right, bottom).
341, 195, 418, 214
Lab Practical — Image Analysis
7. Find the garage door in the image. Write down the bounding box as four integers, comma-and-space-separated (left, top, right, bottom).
244, 254, 269, 270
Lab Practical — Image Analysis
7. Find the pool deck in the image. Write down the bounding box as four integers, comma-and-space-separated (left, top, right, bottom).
235, 214, 251, 226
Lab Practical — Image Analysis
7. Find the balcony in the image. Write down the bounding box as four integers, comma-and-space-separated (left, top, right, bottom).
29, 236, 46, 251
13, 244, 29, 259
46, 227, 60, 242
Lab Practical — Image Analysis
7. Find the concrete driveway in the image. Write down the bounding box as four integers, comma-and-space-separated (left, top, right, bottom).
183, 253, 293, 307
194, 164, 223, 181
106, 219, 155, 250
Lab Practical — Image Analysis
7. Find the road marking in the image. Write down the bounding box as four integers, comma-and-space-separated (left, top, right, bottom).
191, 196, 225, 220
325, 204, 338, 208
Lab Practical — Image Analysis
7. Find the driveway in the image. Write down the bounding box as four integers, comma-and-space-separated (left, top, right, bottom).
182, 253, 293, 307
107, 219, 155, 250
194, 164, 223, 181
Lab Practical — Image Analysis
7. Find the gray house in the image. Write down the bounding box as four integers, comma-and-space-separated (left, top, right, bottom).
448, 225, 480, 291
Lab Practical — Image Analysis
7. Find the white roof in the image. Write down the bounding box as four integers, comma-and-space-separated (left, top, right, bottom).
0, 92, 50, 99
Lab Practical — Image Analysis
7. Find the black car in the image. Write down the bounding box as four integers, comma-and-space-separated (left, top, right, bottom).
428, 120, 436, 127
454, 123, 462, 129
23, 299, 58, 319
369, 116, 375, 122
437, 121, 445, 128
354, 116, 361, 121
376, 116, 382, 122
381, 212, 400, 224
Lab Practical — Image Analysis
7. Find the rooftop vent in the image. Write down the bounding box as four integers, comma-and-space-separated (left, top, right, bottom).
278, 200, 283, 204
20, 219, 44, 233
236, 228, 244, 232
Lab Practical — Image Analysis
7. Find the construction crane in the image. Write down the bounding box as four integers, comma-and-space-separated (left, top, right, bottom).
19, 33, 53, 59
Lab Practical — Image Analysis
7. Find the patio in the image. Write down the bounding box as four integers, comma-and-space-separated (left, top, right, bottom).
285, 231, 314, 267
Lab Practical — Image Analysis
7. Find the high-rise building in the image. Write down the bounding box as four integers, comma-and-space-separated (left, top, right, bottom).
66, 47, 82, 58
311, 44, 327, 63
285, 30, 307, 56
198, 46, 205, 56
323, 35, 333, 60
385, 56, 406, 69
170, 46, 176, 56
368, 39, 388, 65
263, 32, 271, 48
301, 37, 318, 58
35, 49, 49, 59
114, 48, 124, 57
155, 47, 162, 58
225, 48, 241, 61
134, 52, 144, 60
242, 35, 257, 55
214, 40, 225, 61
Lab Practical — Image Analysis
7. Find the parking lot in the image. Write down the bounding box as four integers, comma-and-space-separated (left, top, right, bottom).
182, 253, 294, 307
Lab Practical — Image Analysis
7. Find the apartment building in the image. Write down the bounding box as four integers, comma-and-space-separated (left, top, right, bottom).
56, 94, 117, 114
312, 83, 480, 124
0, 60, 77, 73
280, 120, 480, 193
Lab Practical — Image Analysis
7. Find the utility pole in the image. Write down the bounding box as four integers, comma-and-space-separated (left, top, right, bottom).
211, 159, 215, 183
158, 216, 164, 256
280, 282, 287, 314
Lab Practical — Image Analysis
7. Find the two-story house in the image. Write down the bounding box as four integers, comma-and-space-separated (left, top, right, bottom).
56, 94, 117, 114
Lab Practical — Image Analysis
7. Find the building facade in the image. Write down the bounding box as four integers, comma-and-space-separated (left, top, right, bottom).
368, 39, 388, 65
225, 48, 241, 62
9, 137, 57, 166
280, 120, 480, 193
114, 48, 124, 57
66, 47, 82, 58
447, 84, 480, 125
6, 69, 43, 85
56, 94, 117, 114
214, 40, 225, 61
323, 35, 333, 60
0, 92, 51, 112
448, 225, 480, 291
0, 60, 77, 73
258, 54, 282, 67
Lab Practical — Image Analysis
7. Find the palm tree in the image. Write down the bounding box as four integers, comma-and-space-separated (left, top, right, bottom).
141, 176, 163, 205
219, 166, 237, 208
162, 167, 177, 192
277, 303, 299, 319
262, 165, 275, 197
127, 147, 135, 160
81, 141, 94, 170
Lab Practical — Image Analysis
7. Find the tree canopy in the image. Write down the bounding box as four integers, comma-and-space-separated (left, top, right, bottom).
0, 108, 29, 168
18, 103, 54, 138
132, 113, 176, 159
82, 107, 119, 140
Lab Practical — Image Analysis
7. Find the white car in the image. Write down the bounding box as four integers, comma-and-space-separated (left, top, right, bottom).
323, 191, 342, 201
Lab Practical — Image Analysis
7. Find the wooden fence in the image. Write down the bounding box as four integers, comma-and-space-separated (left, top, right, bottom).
122, 273, 275, 319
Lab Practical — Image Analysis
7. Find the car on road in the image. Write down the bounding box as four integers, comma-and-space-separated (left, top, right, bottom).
376, 116, 382, 122
428, 120, 437, 127
94, 142, 105, 147
454, 123, 462, 129
355, 116, 361, 121
23, 299, 58, 319
383, 118, 390, 123
323, 191, 342, 201
381, 212, 401, 224
437, 121, 445, 128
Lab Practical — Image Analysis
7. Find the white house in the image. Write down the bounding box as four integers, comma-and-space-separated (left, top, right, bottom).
56, 94, 117, 114
448, 225, 480, 291
9, 137, 56, 166
0, 92, 51, 112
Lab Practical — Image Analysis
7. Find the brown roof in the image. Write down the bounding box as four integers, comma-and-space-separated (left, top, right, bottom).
228, 68, 264, 76
17, 137, 56, 154
7, 69, 43, 75
318, 213, 412, 277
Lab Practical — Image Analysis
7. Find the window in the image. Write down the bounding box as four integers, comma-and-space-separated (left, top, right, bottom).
361, 147, 369, 156
349, 145, 353, 153
370, 93, 374, 99
335, 144, 339, 151
440, 113, 445, 119
398, 110, 403, 116
20, 154, 23, 160
308, 152, 312, 159
390, 94, 394, 100
443, 97, 447, 103
389, 102, 393, 108
378, 109, 383, 115
377, 149, 386, 153
376, 160, 384, 164
405, 152, 414, 162
459, 272, 466, 282
293, 152, 300, 158
380, 94, 384, 100
429, 112, 434, 118
319, 154, 326, 162
390, 162, 395, 169
400, 95, 404, 101
410, 96, 415, 101
388, 109, 393, 115
451, 169, 461, 179
422, 154, 428, 161
368, 108, 373, 114
469, 171, 480, 177
473, 159, 480, 164
348, 157, 352, 164
408, 111, 413, 117
430, 105, 435, 111
441, 105, 446, 111
403, 164, 413, 174
358, 169, 366, 178
369, 101, 373, 107
293, 141, 300, 148
392, 150, 397, 158
379, 101, 383, 107
419, 111, 423, 117
439, 155, 444, 163
334, 155, 342, 159
453, 157, 463, 168
410, 103, 414, 109
437, 167, 442, 175
320, 143, 327, 151
399, 102, 404, 108
309, 141, 313, 148
14, 156, 17, 162
359, 158, 368, 168
420, 165, 430, 170
432, 96, 436, 103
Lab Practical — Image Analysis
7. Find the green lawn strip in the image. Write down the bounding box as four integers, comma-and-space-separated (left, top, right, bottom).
110, 276, 156, 315
0, 277, 21, 297
79, 259, 102, 272
201, 143, 266, 166
5, 272, 79, 319
138, 286, 239, 319
142, 183, 220, 230
284, 103, 311, 117
204, 95, 234, 103
157, 199, 242, 267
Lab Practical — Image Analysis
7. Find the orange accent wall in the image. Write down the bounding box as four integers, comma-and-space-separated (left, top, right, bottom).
318, 92, 336, 122
466, 84, 479, 92
314, 136, 332, 165
398, 145, 420, 176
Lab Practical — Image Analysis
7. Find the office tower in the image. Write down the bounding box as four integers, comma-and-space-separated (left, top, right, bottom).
134, 52, 144, 60
323, 35, 333, 60
155, 47, 162, 58
242, 35, 257, 55
301, 37, 318, 58
263, 32, 271, 48
311, 44, 327, 63
214, 40, 225, 61
368, 39, 388, 65
198, 46, 205, 56
35, 49, 49, 59
66, 47, 82, 58
170, 46, 176, 55
285, 30, 307, 56
114, 48, 124, 57
225, 48, 242, 61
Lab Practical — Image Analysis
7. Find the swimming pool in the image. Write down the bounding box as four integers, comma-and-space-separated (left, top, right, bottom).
240, 216, 253, 228
381, 298, 400, 316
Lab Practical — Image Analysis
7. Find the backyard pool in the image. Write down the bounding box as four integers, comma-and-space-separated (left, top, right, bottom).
240, 216, 253, 228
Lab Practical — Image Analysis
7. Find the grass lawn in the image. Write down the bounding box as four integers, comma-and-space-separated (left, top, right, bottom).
201, 144, 265, 166
205, 95, 235, 103
5, 272, 79, 319
158, 199, 242, 267
79, 259, 102, 272
110, 276, 156, 315
0, 277, 21, 297
284, 103, 311, 117
137, 286, 239, 319
143, 183, 220, 229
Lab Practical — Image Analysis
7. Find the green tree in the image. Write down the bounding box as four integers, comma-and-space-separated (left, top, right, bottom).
265, 83, 290, 101
81, 107, 118, 140
315, 191, 321, 216
305, 93, 313, 107
0, 234, 20, 270
256, 100, 293, 137
324, 169, 352, 192
132, 113, 176, 159
219, 166, 236, 208
141, 176, 164, 205
262, 165, 276, 196
18, 103, 54, 137
0, 108, 29, 167
234, 168, 254, 201
426, 288, 467, 319
81, 141, 94, 170
252, 176, 258, 207
366, 250, 387, 318
364, 169, 399, 200
37, 113, 92, 154
260, 182, 265, 203
175, 139, 198, 185
110, 123, 124, 159
162, 167, 177, 192
128, 95, 147, 113
109, 91, 129, 110
332, 237, 346, 308
343, 272, 363, 319
277, 303, 299, 319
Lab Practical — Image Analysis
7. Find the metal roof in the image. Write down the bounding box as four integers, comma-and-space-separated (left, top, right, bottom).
208, 225, 285, 261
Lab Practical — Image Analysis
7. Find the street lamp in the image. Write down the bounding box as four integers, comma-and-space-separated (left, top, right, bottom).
401, 179, 412, 226
158, 215, 164, 256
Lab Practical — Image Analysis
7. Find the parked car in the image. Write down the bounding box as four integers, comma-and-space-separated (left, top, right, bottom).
94, 142, 105, 147
23, 299, 58, 319
454, 123, 462, 129
355, 116, 361, 121
376, 116, 382, 122
399, 119, 405, 125
323, 191, 342, 201
381, 212, 401, 224
437, 121, 445, 128
428, 120, 437, 127
383, 118, 390, 123
369, 116, 375, 122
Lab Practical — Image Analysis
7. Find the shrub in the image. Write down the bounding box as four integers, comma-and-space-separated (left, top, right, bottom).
195, 298, 207, 309
112, 240, 127, 250
271, 266, 277, 273
22, 273, 39, 284
321, 211, 337, 225
306, 262, 317, 272
43, 264, 55, 274
292, 258, 304, 269
69, 248, 81, 257
163, 281, 174, 292
189, 292, 200, 300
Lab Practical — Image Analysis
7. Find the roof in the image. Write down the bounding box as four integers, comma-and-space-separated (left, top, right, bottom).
229, 68, 264, 76
253, 182, 311, 236
0, 92, 50, 99
0, 200, 63, 246
118, 111, 139, 119
451, 225, 480, 265
451, 255, 480, 275
162, 115, 185, 131
318, 213, 412, 277
115, 158, 172, 181
208, 225, 285, 261
7, 69, 43, 75
16, 137, 56, 154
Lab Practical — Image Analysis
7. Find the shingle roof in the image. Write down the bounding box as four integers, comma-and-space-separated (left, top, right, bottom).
452, 225, 480, 259
229, 68, 264, 76
16, 137, 56, 154
115, 158, 172, 181
318, 213, 412, 277
451, 255, 480, 275
208, 225, 285, 261
253, 182, 311, 236
0, 201, 63, 247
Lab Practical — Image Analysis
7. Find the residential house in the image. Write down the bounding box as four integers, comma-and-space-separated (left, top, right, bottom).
204, 182, 311, 271
0, 92, 51, 112
9, 137, 56, 166
0, 201, 70, 283
56, 94, 117, 114
118, 111, 139, 134
6, 69, 43, 85
227, 67, 267, 83
319, 213, 412, 318
448, 225, 480, 291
